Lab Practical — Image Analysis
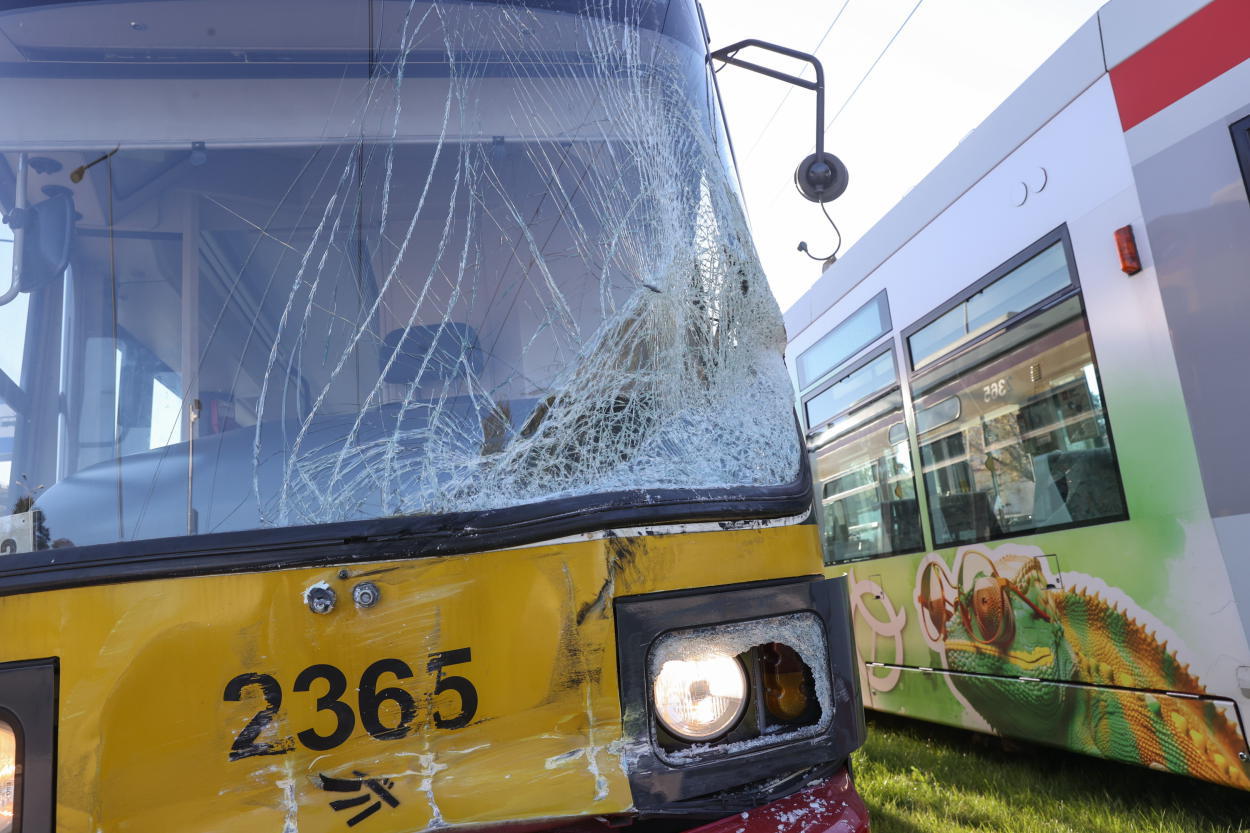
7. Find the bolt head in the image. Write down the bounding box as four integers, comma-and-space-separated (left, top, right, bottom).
353, 581, 380, 609
306, 585, 336, 615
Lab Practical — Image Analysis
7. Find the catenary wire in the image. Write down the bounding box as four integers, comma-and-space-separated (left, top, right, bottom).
823, 0, 924, 133
737, 0, 855, 165
760, 0, 927, 211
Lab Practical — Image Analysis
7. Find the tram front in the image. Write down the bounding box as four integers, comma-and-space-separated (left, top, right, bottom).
0, 1, 867, 830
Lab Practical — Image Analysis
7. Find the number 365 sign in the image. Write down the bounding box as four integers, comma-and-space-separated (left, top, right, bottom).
223, 649, 478, 760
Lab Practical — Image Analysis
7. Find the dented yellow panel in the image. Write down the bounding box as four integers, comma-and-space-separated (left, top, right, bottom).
0, 523, 821, 832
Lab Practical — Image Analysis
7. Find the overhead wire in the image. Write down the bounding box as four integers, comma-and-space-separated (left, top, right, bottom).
736, 0, 854, 165
760, 0, 927, 210
823, 0, 925, 133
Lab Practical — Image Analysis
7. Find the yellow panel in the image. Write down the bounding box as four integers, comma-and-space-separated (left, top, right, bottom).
0, 522, 821, 832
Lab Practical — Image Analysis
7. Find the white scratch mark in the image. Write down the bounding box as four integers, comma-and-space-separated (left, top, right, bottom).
583, 685, 609, 801
277, 758, 299, 833
417, 752, 449, 829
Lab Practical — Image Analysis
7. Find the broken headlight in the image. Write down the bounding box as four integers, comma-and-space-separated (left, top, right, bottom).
616, 575, 863, 812
648, 612, 829, 758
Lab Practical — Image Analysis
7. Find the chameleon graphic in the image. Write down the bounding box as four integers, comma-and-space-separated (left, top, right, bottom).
914, 549, 1250, 790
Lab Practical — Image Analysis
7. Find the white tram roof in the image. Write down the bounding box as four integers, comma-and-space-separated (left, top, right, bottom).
782, 0, 1208, 345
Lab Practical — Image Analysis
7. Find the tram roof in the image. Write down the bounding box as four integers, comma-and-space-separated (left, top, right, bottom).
782, 0, 1209, 344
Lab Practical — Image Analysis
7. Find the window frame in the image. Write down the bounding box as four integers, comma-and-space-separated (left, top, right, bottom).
0, 708, 21, 833
1231, 112, 1250, 205
802, 344, 898, 436
902, 226, 1130, 548
901, 225, 1079, 374
805, 345, 926, 564
796, 290, 891, 392
0, 658, 57, 833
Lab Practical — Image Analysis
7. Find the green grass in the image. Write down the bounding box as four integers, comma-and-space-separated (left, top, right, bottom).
853, 711, 1250, 833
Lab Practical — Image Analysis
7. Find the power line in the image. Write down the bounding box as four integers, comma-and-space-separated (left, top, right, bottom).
760, 0, 927, 209
824, 0, 925, 133
738, 0, 855, 164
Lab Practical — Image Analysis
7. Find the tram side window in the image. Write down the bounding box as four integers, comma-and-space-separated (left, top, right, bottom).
796, 291, 890, 390
808, 352, 924, 564
910, 294, 1127, 546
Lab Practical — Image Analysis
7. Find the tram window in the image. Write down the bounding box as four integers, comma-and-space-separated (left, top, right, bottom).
909, 240, 1072, 369
911, 294, 1127, 546
808, 348, 923, 564
796, 291, 890, 390
812, 396, 923, 563
804, 350, 895, 431
0, 718, 14, 833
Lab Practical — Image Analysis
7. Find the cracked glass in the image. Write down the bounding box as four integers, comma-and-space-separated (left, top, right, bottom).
0, 0, 799, 550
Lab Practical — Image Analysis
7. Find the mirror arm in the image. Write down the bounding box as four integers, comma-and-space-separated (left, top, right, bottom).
0, 152, 27, 307
709, 39, 826, 164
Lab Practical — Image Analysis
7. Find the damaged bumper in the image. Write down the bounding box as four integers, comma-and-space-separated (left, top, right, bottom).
685, 768, 869, 833
543, 768, 870, 833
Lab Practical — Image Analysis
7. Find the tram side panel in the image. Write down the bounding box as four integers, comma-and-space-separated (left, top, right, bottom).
1123, 38, 1250, 661
802, 46, 1250, 788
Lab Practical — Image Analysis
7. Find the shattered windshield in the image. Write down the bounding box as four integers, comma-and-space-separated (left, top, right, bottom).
0, 0, 799, 551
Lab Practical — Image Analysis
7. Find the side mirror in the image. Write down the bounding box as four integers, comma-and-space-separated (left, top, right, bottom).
710, 39, 849, 204
795, 152, 849, 204
14, 191, 75, 292
0, 155, 77, 308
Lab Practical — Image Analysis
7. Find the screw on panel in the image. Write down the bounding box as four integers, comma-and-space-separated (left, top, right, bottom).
1241, 751, 1249, 762
353, 581, 381, 609
307, 585, 336, 615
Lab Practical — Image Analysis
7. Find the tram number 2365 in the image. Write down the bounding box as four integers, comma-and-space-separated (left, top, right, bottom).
222, 648, 478, 761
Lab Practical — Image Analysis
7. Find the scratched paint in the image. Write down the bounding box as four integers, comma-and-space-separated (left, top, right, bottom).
0, 524, 821, 832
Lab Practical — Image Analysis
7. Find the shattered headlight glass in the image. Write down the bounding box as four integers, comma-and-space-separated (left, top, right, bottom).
648, 612, 831, 758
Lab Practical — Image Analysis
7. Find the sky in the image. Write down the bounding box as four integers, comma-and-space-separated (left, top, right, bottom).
701, 0, 1106, 311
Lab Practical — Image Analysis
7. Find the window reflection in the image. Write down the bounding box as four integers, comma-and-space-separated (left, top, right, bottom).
908, 241, 1071, 369
805, 351, 895, 430
912, 296, 1126, 546
796, 291, 890, 389
813, 397, 924, 563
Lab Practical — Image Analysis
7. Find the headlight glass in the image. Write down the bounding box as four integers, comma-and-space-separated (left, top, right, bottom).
0, 719, 15, 833
651, 653, 747, 742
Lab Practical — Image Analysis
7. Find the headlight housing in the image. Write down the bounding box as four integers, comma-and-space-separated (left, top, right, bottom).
647, 612, 830, 757
616, 576, 864, 813
0, 719, 14, 833
0, 659, 57, 833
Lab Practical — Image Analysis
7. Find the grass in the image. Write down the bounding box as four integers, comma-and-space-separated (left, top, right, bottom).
852, 711, 1250, 833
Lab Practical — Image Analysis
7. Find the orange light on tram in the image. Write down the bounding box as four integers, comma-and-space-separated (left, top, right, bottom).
1114, 225, 1142, 275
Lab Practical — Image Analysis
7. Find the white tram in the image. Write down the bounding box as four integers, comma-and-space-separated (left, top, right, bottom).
786, 0, 1250, 789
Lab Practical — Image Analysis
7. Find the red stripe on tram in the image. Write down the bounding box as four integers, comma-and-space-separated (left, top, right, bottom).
1110, 0, 1250, 132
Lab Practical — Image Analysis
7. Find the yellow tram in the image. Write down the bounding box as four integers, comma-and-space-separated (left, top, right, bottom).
0, 1, 866, 830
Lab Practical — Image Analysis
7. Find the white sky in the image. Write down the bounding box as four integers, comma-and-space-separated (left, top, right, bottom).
702, 0, 1106, 311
